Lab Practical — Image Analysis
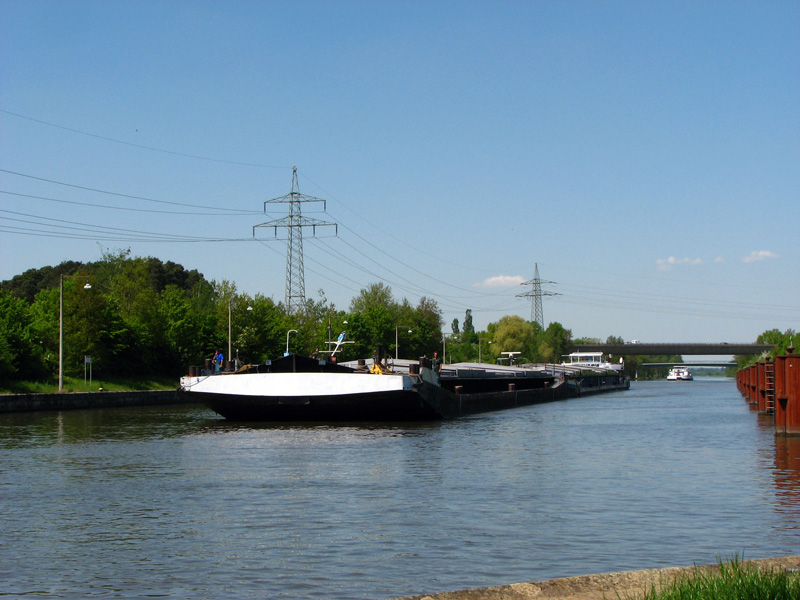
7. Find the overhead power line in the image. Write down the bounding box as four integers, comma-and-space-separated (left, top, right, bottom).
3, 154, 793, 325
0, 168, 255, 213
0, 108, 287, 169
0, 190, 260, 216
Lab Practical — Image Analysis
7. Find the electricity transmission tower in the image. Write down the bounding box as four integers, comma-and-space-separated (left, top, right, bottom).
253, 166, 336, 314
517, 263, 558, 329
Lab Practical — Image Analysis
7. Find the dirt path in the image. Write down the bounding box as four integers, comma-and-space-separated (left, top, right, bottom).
391, 555, 800, 600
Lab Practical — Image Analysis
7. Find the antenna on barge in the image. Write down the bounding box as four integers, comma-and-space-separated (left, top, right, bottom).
253, 166, 337, 314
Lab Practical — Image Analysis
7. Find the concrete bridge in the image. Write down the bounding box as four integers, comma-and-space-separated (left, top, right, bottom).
639, 361, 737, 368
572, 343, 773, 356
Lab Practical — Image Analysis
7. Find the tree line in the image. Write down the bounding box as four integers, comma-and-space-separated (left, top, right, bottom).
737, 329, 797, 368
1, 251, 789, 384
0, 251, 449, 382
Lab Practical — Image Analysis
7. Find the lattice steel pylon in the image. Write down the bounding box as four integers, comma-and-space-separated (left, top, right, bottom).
517, 263, 558, 329
253, 166, 337, 314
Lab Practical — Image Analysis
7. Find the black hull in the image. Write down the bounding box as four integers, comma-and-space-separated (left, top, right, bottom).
186, 354, 631, 422
417, 381, 568, 418
197, 388, 441, 422
568, 373, 631, 396
193, 377, 630, 422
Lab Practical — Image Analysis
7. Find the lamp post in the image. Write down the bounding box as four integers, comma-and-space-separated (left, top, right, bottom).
227, 298, 251, 369
478, 336, 492, 364
59, 274, 91, 392
285, 329, 298, 355
395, 326, 412, 360
442, 332, 455, 365
238, 305, 253, 367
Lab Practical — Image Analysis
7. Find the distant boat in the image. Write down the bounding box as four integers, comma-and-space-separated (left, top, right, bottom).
667, 367, 693, 381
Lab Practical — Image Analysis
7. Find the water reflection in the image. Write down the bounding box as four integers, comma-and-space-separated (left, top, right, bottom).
0, 404, 219, 446
773, 435, 800, 517
2, 382, 799, 600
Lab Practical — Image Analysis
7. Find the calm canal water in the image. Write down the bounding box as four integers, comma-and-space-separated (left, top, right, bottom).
2, 379, 799, 599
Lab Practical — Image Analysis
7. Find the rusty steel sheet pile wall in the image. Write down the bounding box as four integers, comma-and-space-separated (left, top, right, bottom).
775, 353, 800, 436
739, 347, 800, 437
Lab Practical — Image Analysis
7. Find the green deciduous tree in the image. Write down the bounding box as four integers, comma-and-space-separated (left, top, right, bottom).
234, 294, 288, 364
349, 282, 393, 314
736, 328, 798, 368
341, 284, 442, 362
541, 322, 572, 363
0, 290, 46, 381
492, 315, 537, 363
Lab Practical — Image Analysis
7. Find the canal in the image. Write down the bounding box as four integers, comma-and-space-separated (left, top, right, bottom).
1, 379, 798, 599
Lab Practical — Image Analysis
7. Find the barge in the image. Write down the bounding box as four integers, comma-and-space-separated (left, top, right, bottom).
180, 351, 629, 422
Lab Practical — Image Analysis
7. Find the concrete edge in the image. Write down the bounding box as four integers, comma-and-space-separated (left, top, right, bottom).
0, 389, 189, 413
389, 555, 800, 600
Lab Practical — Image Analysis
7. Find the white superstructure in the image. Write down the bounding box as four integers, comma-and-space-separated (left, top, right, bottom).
560, 352, 624, 372
180, 370, 416, 398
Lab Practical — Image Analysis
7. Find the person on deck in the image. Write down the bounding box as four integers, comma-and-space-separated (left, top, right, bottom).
431, 351, 442, 381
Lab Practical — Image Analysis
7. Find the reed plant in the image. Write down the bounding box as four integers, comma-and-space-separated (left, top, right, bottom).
636, 557, 800, 600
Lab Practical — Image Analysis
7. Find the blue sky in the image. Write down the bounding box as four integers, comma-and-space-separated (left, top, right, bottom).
1, 0, 798, 346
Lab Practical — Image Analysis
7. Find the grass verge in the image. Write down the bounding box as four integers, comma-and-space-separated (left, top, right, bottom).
636, 556, 800, 600
0, 376, 178, 395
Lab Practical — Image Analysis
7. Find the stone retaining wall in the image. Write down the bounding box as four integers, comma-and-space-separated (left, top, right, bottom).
0, 390, 187, 414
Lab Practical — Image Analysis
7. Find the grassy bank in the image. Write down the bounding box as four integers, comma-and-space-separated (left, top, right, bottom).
0, 376, 177, 395
639, 557, 799, 600
393, 556, 800, 600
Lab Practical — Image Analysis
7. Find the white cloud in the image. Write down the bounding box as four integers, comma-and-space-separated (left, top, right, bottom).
475, 275, 526, 288
656, 256, 703, 271
714, 256, 725, 263
743, 250, 778, 263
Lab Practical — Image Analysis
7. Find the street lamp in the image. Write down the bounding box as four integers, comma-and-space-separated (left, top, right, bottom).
442, 332, 456, 365
59, 274, 91, 391
395, 326, 412, 360
227, 298, 252, 370
285, 329, 298, 356
237, 305, 253, 367
478, 336, 492, 364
